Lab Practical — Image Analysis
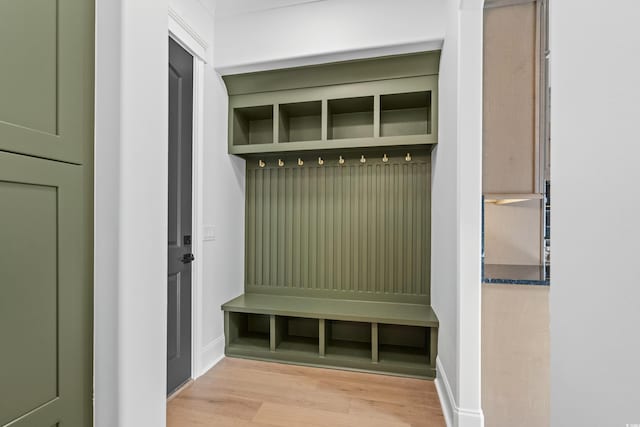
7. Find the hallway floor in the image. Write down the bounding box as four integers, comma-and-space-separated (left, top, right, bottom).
167, 357, 446, 427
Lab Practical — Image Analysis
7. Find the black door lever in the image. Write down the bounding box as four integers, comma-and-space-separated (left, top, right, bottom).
181, 253, 195, 264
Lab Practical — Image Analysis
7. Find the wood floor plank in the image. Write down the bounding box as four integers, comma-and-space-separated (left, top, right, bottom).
167, 357, 445, 427
253, 402, 411, 427
349, 398, 446, 427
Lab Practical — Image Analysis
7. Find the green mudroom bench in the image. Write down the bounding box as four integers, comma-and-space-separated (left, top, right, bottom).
222, 294, 438, 378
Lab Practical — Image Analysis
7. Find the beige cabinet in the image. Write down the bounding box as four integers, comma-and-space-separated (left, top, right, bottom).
483, 1, 545, 197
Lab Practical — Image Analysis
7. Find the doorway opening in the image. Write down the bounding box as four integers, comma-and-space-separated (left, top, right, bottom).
167, 37, 195, 396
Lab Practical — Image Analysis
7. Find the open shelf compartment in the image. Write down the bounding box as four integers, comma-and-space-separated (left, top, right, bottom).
274, 316, 320, 354
278, 101, 322, 143
233, 105, 274, 145
377, 323, 430, 366
226, 312, 271, 350
380, 91, 432, 137
324, 320, 372, 361
328, 96, 374, 140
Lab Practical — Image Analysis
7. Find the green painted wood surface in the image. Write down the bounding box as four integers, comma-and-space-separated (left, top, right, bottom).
0, 0, 94, 164
227, 75, 439, 156
245, 150, 431, 303
223, 51, 440, 95
0, 152, 92, 426
0, 0, 94, 424
222, 294, 438, 327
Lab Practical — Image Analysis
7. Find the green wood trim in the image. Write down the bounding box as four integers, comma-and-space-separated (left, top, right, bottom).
430, 327, 438, 369
372, 323, 379, 363
224, 311, 231, 348
228, 75, 438, 156
222, 294, 439, 327
319, 319, 327, 357
245, 286, 430, 305
224, 351, 435, 380
230, 136, 436, 156
269, 315, 277, 352
223, 51, 441, 96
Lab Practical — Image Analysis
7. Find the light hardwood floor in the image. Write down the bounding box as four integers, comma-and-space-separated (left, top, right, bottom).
167, 358, 446, 427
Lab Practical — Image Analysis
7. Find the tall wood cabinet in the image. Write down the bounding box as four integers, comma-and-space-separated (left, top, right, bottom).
0, 0, 94, 425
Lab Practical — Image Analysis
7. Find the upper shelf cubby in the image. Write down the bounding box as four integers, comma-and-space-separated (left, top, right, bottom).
223, 51, 440, 156
233, 105, 274, 146
279, 101, 322, 143
328, 96, 374, 140
381, 91, 431, 137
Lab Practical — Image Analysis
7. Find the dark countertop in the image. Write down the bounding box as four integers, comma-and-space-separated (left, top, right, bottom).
483, 263, 550, 286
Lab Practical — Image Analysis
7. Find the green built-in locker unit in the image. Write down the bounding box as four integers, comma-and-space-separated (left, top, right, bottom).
221, 52, 440, 379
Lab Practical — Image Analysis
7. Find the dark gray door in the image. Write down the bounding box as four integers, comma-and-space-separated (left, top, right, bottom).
167, 38, 194, 395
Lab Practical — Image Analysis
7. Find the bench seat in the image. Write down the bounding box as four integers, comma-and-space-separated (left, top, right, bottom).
222, 293, 438, 327
221, 293, 439, 379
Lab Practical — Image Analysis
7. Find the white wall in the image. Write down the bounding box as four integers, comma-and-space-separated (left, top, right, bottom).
432, 0, 484, 425
95, 0, 169, 425
432, 0, 460, 417
168, 0, 247, 377
214, 0, 446, 73
95, 0, 245, 425
550, 1, 640, 426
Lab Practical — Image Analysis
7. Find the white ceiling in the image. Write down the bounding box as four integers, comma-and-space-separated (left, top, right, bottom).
213, 0, 327, 17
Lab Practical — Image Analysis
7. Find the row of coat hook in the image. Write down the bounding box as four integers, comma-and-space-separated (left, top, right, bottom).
258, 153, 412, 168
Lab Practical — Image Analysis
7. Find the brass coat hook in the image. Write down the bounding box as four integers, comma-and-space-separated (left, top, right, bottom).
258, 159, 266, 168
360, 155, 366, 163
383, 154, 389, 163
278, 159, 285, 167
318, 157, 324, 165
405, 153, 412, 162
298, 158, 304, 166
338, 156, 345, 165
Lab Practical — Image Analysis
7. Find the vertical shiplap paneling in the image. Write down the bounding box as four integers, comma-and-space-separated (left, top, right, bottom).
246, 152, 431, 299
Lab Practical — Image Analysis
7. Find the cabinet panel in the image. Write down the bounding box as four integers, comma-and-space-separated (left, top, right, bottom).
0, 152, 91, 426
0, 0, 94, 164
483, 2, 537, 194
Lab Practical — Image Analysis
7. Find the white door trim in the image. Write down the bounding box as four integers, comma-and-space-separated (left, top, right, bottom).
168, 8, 208, 380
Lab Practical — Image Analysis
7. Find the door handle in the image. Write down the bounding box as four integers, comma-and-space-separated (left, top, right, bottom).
181, 253, 195, 264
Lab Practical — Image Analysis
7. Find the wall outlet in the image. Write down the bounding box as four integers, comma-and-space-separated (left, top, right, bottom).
203, 225, 216, 241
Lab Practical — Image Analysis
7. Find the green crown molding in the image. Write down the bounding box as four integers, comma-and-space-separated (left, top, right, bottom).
223, 51, 441, 95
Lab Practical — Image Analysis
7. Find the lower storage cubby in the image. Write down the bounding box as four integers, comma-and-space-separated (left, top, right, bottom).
325, 320, 372, 361
274, 316, 320, 354
378, 324, 429, 366
222, 295, 438, 378
226, 312, 270, 350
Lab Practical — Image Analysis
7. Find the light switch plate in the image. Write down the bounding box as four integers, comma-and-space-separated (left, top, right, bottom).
203, 225, 216, 241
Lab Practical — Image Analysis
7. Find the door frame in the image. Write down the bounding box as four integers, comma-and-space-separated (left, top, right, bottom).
168, 8, 208, 380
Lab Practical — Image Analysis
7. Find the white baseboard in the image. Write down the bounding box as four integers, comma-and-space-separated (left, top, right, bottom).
197, 335, 225, 378
435, 357, 484, 427
436, 357, 455, 427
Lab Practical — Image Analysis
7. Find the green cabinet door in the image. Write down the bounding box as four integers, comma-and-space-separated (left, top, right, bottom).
0, 0, 94, 164
0, 152, 92, 427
